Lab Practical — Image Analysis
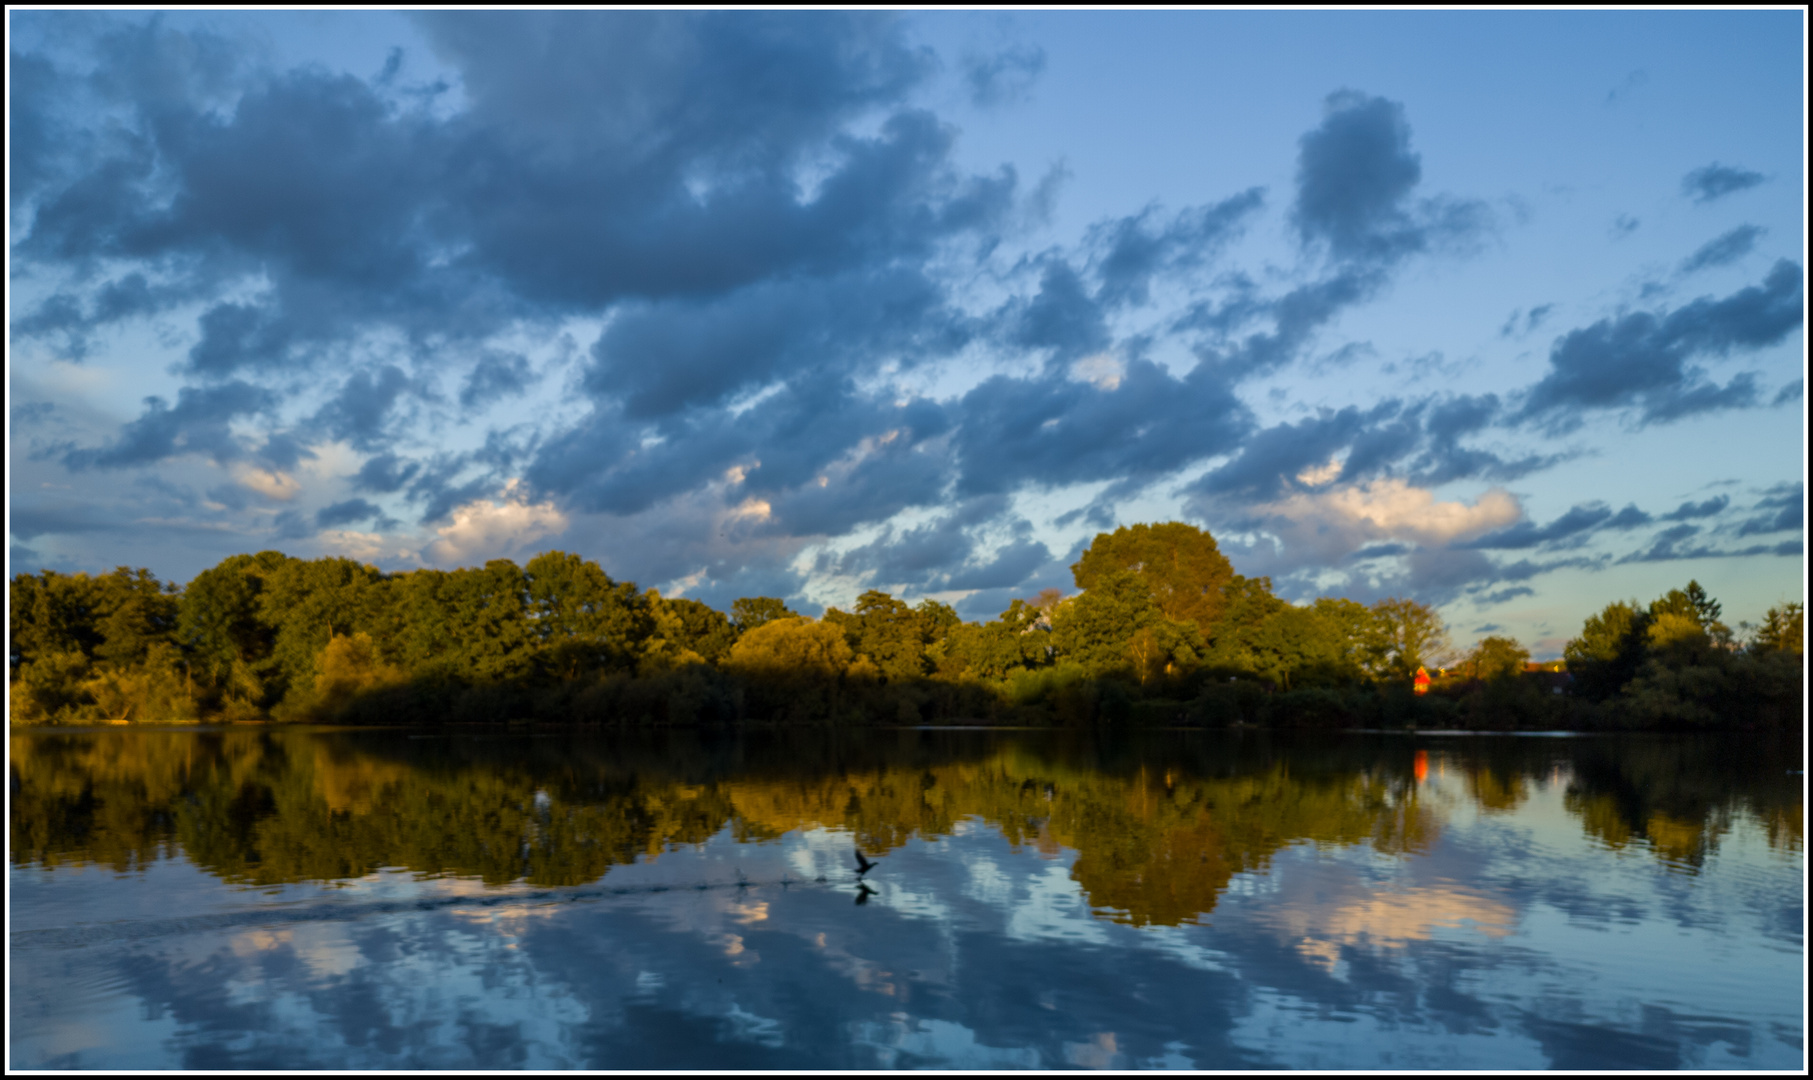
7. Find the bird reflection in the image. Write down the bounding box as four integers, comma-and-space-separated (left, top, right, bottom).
855, 881, 878, 906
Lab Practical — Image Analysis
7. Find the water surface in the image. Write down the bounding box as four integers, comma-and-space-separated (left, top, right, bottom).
9, 727, 1804, 1069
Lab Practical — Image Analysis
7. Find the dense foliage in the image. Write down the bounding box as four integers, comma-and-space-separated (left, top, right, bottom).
9, 523, 1803, 729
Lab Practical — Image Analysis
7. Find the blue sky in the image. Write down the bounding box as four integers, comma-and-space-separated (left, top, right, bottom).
8, 11, 1805, 657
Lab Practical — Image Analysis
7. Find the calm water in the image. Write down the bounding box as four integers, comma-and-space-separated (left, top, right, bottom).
8, 726, 1804, 1070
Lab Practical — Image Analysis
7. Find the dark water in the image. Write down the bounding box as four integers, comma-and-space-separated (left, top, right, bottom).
8, 726, 1804, 1070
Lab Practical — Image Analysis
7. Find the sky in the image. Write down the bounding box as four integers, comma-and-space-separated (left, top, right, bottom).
7, 10, 1806, 658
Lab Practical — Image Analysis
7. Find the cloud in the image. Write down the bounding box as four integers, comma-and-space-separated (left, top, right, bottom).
1618, 521, 1799, 564
1610, 214, 1640, 239
817, 497, 1055, 598
961, 43, 1045, 108
316, 498, 391, 528
1681, 163, 1765, 204
1463, 502, 1617, 550
313, 366, 418, 451
63, 381, 276, 470
1517, 260, 1804, 429
1222, 478, 1522, 579
1679, 226, 1765, 275
1499, 304, 1555, 339
1190, 394, 1547, 506
951, 357, 1250, 498
460, 351, 536, 409
1660, 494, 1730, 522
232, 464, 301, 502
1292, 90, 1489, 268
424, 480, 569, 565
1088, 190, 1265, 310
1733, 482, 1803, 537
584, 266, 970, 421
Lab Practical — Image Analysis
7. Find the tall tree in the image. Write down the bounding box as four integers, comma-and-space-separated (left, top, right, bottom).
730, 596, 796, 634
1371, 597, 1452, 680
1465, 636, 1530, 682
1071, 522, 1235, 632
1564, 600, 1648, 701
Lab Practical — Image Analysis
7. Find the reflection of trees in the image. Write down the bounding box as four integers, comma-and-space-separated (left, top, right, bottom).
11, 730, 1801, 921
1558, 736, 1802, 870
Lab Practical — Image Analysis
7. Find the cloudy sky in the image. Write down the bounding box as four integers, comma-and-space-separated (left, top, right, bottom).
8, 11, 1805, 656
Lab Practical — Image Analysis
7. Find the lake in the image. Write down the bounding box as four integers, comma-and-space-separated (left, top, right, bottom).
8, 726, 1804, 1070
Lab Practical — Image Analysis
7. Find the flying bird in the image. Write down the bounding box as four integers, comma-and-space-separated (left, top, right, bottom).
855, 848, 878, 875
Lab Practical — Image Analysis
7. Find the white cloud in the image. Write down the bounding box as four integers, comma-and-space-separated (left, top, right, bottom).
1070, 352, 1125, 391
1236, 478, 1523, 574
1268, 479, 1518, 544
231, 464, 301, 501
425, 480, 568, 566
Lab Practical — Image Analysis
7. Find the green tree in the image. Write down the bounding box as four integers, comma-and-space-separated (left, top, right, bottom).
1311, 597, 1391, 679
523, 551, 652, 675
1745, 601, 1804, 655
10, 570, 108, 668
177, 551, 291, 695
941, 599, 1051, 680
1203, 575, 1286, 673
1071, 522, 1236, 632
1651, 580, 1732, 647
1565, 600, 1649, 701
1464, 636, 1530, 682
256, 557, 390, 710
1371, 597, 1452, 681
1050, 570, 1171, 675
824, 590, 929, 682
730, 596, 796, 634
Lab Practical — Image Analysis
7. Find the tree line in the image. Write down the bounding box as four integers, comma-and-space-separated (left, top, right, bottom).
8, 522, 1803, 729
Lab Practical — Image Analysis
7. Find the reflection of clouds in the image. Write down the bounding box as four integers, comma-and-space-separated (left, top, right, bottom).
1261, 880, 1518, 966
10, 768, 1803, 1071
1064, 1030, 1122, 1068
1004, 860, 1111, 946
851, 1016, 1041, 1069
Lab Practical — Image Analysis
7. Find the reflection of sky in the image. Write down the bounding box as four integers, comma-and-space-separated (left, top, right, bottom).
9, 753, 1803, 1070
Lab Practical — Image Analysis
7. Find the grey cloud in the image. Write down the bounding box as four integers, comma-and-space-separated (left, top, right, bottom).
1681, 163, 1765, 204
63, 381, 275, 469
313, 366, 417, 450
1292, 90, 1488, 269
1679, 225, 1764, 275
1772, 380, 1803, 406
1008, 261, 1112, 361
821, 499, 1054, 597
1499, 304, 1555, 340
1188, 268, 1384, 381
316, 498, 389, 528
951, 357, 1250, 498
1464, 503, 1617, 550
1479, 586, 1535, 606
1191, 393, 1539, 505
271, 509, 314, 540
1660, 494, 1730, 522
1604, 504, 1653, 530
587, 267, 968, 421
353, 452, 421, 494
1618, 527, 1800, 564
1610, 214, 1640, 239
1089, 189, 1265, 310
1518, 260, 1803, 428
459, 351, 535, 409
1733, 482, 1803, 537
962, 43, 1045, 108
